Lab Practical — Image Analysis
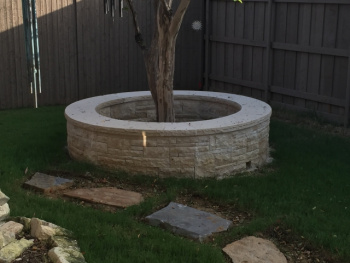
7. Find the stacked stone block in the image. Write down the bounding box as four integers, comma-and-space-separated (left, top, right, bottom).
66, 91, 272, 179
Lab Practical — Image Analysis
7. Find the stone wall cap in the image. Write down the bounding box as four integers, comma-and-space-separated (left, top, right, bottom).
65, 91, 272, 135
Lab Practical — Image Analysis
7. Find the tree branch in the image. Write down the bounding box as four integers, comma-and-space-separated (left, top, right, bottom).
159, 0, 173, 18
125, 0, 147, 50
160, 0, 171, 11
170, 0, 191, 36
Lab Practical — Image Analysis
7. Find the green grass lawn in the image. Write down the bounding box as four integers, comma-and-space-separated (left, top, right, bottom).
0, 106, 349, 262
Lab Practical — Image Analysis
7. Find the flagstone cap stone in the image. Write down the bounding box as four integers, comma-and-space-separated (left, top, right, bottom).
223, 236, 287, 263
146, 202, 232, 241
24, 172, 74, 193
63, 187, 144, 208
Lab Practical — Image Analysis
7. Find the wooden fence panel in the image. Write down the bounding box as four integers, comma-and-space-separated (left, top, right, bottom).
209, 0, 266, 99
207, 0, 350, 125
0, 0, 203, 109
1, 0, 349, 125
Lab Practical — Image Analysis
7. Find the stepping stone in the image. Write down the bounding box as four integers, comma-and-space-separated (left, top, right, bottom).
145, 202, 232, 241
222, 236, 287, 263
63, 187, 143, 208
24, 172, 73, 193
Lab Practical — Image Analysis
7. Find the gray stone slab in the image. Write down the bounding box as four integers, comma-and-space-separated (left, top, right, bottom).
145, 202, 232, 241
24, 173, 73, 193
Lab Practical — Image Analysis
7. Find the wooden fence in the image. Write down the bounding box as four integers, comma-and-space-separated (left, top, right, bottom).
1, 0, 350, 125
0, 0, 204, 109
205, 0, 350, 125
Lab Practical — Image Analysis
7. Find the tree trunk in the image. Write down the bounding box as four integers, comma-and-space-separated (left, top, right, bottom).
126, 0, 191, 122
143, 0, 190, 122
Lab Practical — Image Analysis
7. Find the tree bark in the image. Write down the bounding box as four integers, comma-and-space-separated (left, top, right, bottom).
127, 0, 191, 122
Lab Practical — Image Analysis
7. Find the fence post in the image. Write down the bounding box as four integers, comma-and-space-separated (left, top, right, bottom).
264, 0, 273, 103
204, 0, 210, 91
345, 47, 350, 127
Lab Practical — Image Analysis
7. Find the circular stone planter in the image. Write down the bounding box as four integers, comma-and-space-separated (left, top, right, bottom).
65, 91, 272, 179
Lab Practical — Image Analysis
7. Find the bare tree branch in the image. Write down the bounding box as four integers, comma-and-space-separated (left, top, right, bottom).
170, 0, 191, 36
160, 0, 171, 11
125, 0, 147, 50
159, 0, 173, 18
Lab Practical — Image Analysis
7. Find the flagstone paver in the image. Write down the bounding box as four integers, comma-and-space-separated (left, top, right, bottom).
63, 187, 143, 208
145, 202, 232, 241
223, 236, 288, 263
24, 173, 73, 193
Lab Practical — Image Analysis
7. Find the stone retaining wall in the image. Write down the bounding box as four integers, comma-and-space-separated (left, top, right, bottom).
65, 91, 272, 179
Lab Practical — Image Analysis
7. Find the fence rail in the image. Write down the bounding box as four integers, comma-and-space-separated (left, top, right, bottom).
205, 0, 350, 126
0, 0, 203, 109
1, 0, 350, 126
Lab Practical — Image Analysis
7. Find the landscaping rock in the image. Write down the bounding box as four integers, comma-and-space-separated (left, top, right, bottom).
48, 247, 86, 263
0, 221, 23, 236
30, 217, 73, 241
0, 233, 15, 250
49, 235, 80, 251
0, 192, 9, 207
0, 197, 83, 262
146, 202, 232, 241
10, 217, 31, 232
24, 172, 74, 193
0, 238, 34, 263
222, 236, 287, 263
64, 187, 144, 208
0, 221, 23, 248
31, 218, 56, 241
0, 205, 9, 222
